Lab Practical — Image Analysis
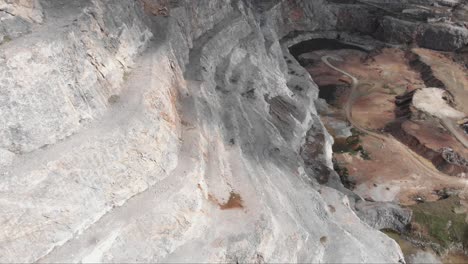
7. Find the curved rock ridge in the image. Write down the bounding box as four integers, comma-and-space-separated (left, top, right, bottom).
0, 0, 404, 263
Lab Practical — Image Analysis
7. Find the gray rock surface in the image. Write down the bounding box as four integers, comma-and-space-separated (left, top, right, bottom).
355, 201, 413, 233
0, 0, 407, 263
0, 0, 152, 153
330, 0, 468, 51
419, 23, 468, 51
375, 16, 419, 44
0, 0, 43, 43
332, 4, 379, 34
0, 0, 43, 23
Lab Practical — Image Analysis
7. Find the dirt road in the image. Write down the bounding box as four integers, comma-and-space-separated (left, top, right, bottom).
321, 55, 467, 193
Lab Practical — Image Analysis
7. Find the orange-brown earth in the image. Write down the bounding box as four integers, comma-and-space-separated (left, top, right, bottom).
304, 48, 468, 205
403, 121, 468, 160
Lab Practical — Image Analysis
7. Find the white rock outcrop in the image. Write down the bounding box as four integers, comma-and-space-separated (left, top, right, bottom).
0, 0, 404, 262
413, 88, 465, 120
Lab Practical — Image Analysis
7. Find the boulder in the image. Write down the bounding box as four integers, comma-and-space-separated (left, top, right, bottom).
355, 200, 413, 233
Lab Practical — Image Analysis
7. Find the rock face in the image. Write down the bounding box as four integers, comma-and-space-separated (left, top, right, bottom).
0, 0, 42, 22
329, 0, 468, 51
0, 0, 410, 263
0, 0, 152, 154
0, 0, 43, 43
355, 201, 412, 233
419, 23, 468, 51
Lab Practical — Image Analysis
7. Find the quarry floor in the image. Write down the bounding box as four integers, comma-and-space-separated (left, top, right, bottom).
300, 45, 468, 263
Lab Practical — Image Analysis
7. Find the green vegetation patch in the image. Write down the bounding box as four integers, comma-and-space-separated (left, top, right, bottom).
382, 83, 400, 95
382, 229, 421, 257
409, 196, 468, 250
333, 160, 356, 190
350, 127, 366, 136
332, 130, 371, 160
1, 35, 12, 45
357, 146, 371, 160
123, 71, 131, 81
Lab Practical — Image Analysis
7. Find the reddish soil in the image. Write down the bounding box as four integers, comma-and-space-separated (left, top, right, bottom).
337, 134, 466, 205
304, 48, 468, 205
208, 191, 244, 210
138, 0, 169, 16
219, 192, 244, 210
353, 92, 395, 130
403, 121, 468, 159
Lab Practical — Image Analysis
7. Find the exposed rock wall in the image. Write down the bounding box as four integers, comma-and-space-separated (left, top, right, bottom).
329, 0, 468, 51
0, 0, 405, 263
0, 0, 43, 23
0, 0, 152, 154
0, 0, 43, 43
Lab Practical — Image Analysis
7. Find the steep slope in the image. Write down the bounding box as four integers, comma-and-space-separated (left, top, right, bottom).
0, 0, 404, 262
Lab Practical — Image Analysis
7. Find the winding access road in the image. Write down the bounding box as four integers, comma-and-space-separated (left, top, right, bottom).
442, 119, 468, 149
321, 55, 461, 183
321, 55, 386, 144
323, 55, 468, 150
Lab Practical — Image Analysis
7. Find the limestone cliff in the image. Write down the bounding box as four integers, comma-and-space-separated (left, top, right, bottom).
0, 0, 408, 262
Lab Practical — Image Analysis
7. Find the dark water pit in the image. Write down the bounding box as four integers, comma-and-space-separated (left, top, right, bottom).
289, 38, 367, 106
333, 136, 359, 153
318, 84, 349, 107
289, 38, 368, 58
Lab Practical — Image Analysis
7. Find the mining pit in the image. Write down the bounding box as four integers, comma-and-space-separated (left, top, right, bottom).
291, 37, 468, 263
